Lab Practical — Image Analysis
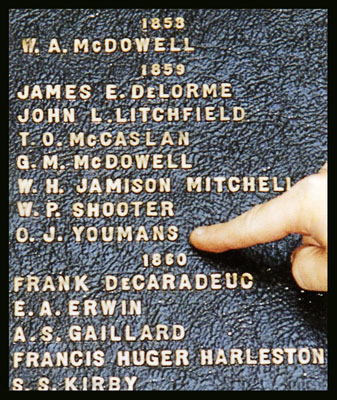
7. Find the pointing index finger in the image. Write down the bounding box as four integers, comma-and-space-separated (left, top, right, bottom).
190, 183, 305, 253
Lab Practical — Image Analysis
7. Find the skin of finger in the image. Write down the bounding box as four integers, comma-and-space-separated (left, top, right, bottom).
190, 183, 303, 253
295, 173, 327, 248
291, 245, 327, 292
318, 162, 327, 174
302, 234, 321, 247
190, 169, 327, 253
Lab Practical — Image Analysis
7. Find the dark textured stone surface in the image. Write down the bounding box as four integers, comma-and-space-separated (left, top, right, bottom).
9, 9, 327, 391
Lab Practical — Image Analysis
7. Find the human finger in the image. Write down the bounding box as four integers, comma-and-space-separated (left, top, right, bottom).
291, 245, 327, 291
190, 182, 307, 253
318, 162, 327, 174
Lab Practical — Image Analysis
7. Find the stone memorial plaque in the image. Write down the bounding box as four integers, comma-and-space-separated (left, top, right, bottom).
9, 8, 328, 391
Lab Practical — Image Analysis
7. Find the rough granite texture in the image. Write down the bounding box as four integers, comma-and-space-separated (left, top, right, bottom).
9, 9, 327, 391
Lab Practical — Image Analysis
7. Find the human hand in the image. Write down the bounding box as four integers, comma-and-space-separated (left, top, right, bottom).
190, 164, 327, 292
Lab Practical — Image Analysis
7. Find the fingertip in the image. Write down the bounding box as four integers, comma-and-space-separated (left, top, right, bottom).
189, 226, 206, 248
291, 245, 327, 292
291, 248, 306, 289
190, 225, 230, 253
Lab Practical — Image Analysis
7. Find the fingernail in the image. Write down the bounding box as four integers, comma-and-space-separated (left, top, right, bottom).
190, 227, 206, 246
193, 227, 205, 236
